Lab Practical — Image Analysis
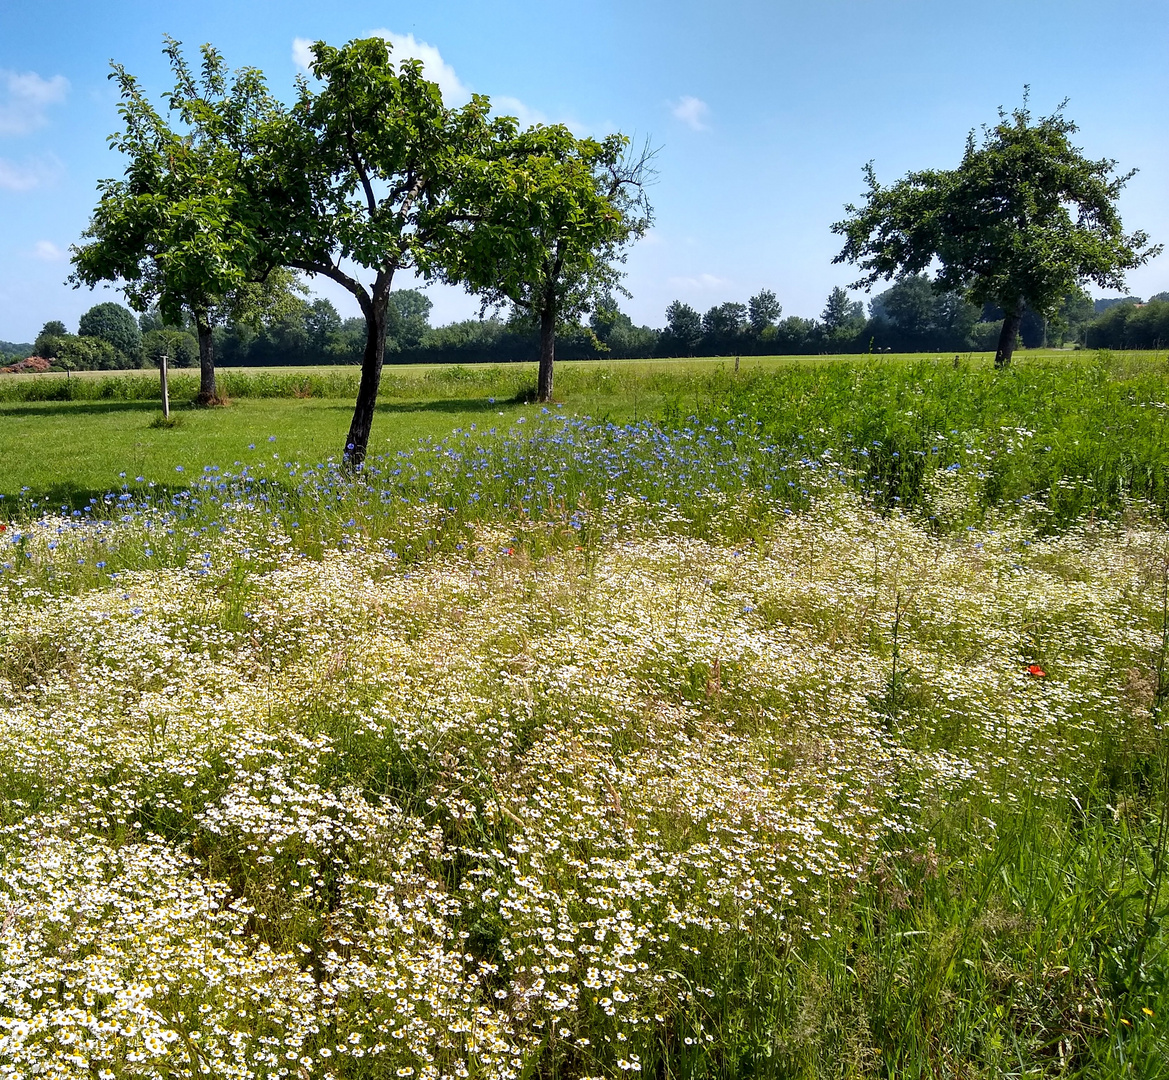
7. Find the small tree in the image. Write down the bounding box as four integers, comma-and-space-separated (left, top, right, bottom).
832, 97, 1161, 367
821, 287, 863, 330
71, 38, 281, 403
437, 123, 654, 401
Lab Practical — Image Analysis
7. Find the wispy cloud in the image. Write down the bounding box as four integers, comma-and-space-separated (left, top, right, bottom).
0, 69, 69, 137
0, 155, 62, 192
671, 95, 710, 132
31, 240, 66, 261
668, 272, 731, 291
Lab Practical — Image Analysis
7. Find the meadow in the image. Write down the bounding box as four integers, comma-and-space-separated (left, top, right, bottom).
1, 351, 1169, 1078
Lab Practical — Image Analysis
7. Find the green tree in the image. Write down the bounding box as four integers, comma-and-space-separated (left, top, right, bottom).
663, 300, 702, 355
747, 289, 781, 335
387, 289, 433, 353
821, 287, 864, 333
78, 301, 142, 363
832, 98, 1161, 368
701, 302, 747, 351
436, 123, 653, 402
256, 38, 497, 462
589, 292, 658, 358
142, 327, 198, 368
71, 38, 281, 403
303, 298, 342, 355
33, 322, 67, 358
867, 275, 980, 351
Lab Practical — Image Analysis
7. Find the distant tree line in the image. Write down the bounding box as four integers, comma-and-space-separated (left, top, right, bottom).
10, 282, 1168, 375
1083, 294, 1169, 349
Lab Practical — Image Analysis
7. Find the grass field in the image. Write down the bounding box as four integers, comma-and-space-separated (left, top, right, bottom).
2, 351, 1169, 1078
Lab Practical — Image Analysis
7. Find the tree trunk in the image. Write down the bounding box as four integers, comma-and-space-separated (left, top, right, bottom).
994, 298, 1025, 369
344, 274, 391, 468
193, 309, 217, 405
537, 299, 556, 403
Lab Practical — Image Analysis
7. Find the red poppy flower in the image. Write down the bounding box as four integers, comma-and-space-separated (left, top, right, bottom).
1027, 664, 1046, 677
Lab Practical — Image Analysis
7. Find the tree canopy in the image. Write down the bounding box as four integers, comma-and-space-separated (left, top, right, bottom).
252, 37, 505, 463
71, 38, 283, 403
435, 123, 653, 401
832, 97, 1161, 367
78, 301, 142, 361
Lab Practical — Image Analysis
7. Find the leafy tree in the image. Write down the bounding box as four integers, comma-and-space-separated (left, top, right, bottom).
1094, 296, 1142, 314
388, 289, 433, 323
773, 316, 818, 353
1085, 298, 1169, 349
821, 287, 864, 332
33, 323, 68, 358
387, 289, 433, 352
747, 289, 781, 335
589, 290, 622, 341
1056, 286, 1096, 344
142, 327, 198, 368
867, 275, 980, 351
78, 301, 142, 363
868, 275, 933, 341
832, 98, 1161, 367
34, 333, 124, 371
303, 298, 342, 354
71, 38, 281, 403
256, 38, 498, 462
662, 300, 703, 355
436, 123, 653, 402
590, 292, 657, 358
701, 302, 747, 351
137, 306, 181, 335
1150, 291, 1169, 304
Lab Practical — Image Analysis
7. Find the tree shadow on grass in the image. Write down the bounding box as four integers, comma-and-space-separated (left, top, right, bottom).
0, 479, 196, 514
359, 392, 536, 415
0, 400, 167, 419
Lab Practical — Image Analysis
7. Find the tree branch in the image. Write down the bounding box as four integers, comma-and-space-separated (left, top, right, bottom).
288, 258, 372, 317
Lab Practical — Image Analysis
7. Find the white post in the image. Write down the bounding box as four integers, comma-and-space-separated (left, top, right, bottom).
160, 352, 170, 419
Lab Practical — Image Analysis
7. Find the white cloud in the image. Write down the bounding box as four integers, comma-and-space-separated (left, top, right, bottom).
0, 69, 69, 136
291, 37, 316, 72
32, 240, 66, 261
294, 32, 472, 104
491, 94, 549, 129
367, 30, 472, 104
292, 31, 565, 130
667, 272, 731, 291
671, 95, 710, 132
0, 155, 61, 191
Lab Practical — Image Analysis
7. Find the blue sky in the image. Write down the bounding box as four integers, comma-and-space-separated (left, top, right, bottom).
1, 0, 1166, 343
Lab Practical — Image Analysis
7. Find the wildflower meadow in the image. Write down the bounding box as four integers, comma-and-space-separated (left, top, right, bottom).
2, 354, 1169, 1078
